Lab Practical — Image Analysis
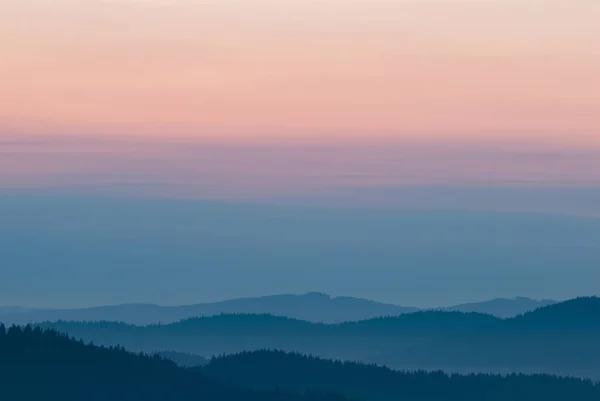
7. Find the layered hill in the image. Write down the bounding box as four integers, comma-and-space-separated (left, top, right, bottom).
442, 297, 556, 318
0, 324, 348, 401
201, 350, 600, 401
34, 297, 600, 378
2, 325, 600, 401
0, 293, 554, 326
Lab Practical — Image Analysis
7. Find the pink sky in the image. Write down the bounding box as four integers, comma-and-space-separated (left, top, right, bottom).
1, 0, 599, 146
2, 136, 600, 216
2, 0, 600, 213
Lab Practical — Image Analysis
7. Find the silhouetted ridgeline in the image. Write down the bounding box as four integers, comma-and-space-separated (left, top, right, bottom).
33, 297, 600, 378
508, 296, 600, 331
0, 324, 349, 401
41, 312, 497, 361
2, 325, 600, 401
0, 292, 554, 326
441, 296, 556, 318
201, 350, 600, 401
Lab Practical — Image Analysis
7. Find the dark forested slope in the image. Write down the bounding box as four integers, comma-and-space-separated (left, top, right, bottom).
0, 324, 348, 401
202, 350, 600, 401
3, 324, 600, 401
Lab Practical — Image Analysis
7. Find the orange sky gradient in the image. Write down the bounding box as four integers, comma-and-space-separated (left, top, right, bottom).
1, 0, 599, 147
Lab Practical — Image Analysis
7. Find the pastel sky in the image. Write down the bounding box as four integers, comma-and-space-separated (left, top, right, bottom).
2, 1, 600, 307
1, 0, 599, 145
1, 0, 600, 214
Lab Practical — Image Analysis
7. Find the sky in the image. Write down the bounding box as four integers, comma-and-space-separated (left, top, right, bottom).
1, 1, 599, 307
2, 195, 600, 307
1, 0, 599, 144
1, 0, 599, 205
2, 136, 600, 216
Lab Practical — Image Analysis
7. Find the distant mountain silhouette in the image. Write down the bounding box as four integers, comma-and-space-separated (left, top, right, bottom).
0, 324, 349, 401
0, 293, 417, 325
201, 350, 600, 401
0, 293, 555, 326
34, 297, 600, 378
443, 297, 557, 318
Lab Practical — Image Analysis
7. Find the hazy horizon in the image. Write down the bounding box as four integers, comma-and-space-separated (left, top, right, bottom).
1, 1, 599, 309
2, 194, 598, 309
0, 291, 566, 312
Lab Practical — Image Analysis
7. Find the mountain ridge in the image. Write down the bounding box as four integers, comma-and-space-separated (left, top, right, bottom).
0, 292, 556, 326
30, 297, 600, 379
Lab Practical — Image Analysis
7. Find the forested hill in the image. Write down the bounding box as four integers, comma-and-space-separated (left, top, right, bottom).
202, 350, 600, 401
32, 297, 600, 378
0, 324, 348, 401
2, 324, 600, 401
